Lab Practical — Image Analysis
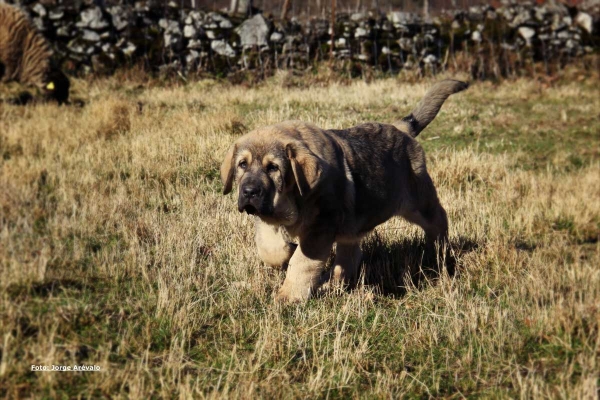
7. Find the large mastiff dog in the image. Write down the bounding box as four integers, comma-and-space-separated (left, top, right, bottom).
221, 80, 468, 302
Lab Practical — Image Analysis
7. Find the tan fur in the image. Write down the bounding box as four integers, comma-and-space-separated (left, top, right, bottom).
0, 2, 52, 89
221, 80, 468, 302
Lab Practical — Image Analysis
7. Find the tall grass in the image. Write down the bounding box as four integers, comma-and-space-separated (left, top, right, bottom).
0, 74, 598, 397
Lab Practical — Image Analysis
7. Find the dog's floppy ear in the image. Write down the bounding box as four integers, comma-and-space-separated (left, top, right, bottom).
286, 142, 322, 196
220, 144, 237, 195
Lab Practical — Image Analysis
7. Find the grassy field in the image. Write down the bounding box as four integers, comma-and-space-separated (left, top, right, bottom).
0, 72, 599, 398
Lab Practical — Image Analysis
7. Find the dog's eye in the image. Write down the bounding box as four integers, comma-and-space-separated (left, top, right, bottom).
238, 160, 248, 169
266, 163, 279, 173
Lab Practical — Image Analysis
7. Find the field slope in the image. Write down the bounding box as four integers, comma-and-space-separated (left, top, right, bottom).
1, 75, 599, 398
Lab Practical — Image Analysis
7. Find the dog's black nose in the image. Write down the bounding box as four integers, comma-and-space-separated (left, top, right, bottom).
242, 185, 261, 199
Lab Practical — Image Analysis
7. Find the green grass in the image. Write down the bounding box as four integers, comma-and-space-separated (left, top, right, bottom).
0, 74, 598, 398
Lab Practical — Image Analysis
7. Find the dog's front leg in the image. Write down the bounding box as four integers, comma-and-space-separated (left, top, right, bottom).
276, 231, 334, 303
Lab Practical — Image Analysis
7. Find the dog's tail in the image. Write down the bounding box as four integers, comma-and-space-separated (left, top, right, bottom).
396, 79, 468, 138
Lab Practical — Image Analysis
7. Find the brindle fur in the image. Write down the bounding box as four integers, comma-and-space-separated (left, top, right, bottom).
0, 2, 70, 103
221, 80, 468, 302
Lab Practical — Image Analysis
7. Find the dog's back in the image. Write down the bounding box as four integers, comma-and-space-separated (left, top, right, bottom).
327, 123, 418, 235
323, 80, 467, 238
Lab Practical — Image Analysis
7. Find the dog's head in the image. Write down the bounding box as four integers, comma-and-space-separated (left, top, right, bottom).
220, 126, 322, 225
43, 69, 70, 105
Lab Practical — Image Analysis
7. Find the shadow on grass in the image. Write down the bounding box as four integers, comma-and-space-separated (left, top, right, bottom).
358, 232, 480, 298
6, 277, 105, 300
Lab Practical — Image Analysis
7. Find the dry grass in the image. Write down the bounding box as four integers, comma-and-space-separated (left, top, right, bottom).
0, 73, 599, 398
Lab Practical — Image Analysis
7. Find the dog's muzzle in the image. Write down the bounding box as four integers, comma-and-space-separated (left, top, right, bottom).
238, 183, 263, 215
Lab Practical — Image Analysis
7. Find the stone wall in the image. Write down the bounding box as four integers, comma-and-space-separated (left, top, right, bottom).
5, 0, 600, 79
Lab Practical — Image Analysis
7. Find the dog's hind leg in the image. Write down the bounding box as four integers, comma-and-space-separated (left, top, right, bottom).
397, 167, 452, 276
255, 219, 296, 268
332, 242, 362, 287
398, 169, 449, 246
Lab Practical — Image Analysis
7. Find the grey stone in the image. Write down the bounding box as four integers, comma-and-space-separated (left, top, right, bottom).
355, 27, 368, 38
211, 40, 236, 57
184, 25, 197, 38
423, 54, 437, 64
56, 25, 71, 37
32, 17, 44, 31
535, 6, 547, 22
188, 39, 203, 49
270, 32, 284, 42
388, 11, 415, 25
164, 33, 181, 48
552, 14, 568, 31
220, 19, 233, 29
82, 30, 101, 42
67, 39, 87, 55
337, 49, 351, 58
394, 23, 411, 34
159, 19, 178, 30
518, 26, 535, 41
208, 12, 226, 22
189, 11, 204, 23
32, 3, 46, 17
134, 1, 149, 12
109, 7, 129, 31
113, 16, 128, 31
77, 7, 109, 30
235, 14, 269, 48
511, 9, 532, 27
121, 42, 137, 56
163, 21, 182, 37
398, 37, 413, 52
468, 6, 484, 20
486, 10, 497, 20
49, 9, 64, 20
575, 12, 593, 34
351, 13, 366, 22
186, 50, 199, 64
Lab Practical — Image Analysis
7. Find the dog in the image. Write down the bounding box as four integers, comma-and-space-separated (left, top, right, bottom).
221, 79, 468, 302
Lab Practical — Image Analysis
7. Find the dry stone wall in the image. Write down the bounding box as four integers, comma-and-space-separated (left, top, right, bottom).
4, 0, 599, 78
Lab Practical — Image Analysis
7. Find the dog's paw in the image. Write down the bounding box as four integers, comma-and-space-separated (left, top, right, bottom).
275, 286, 310, 303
